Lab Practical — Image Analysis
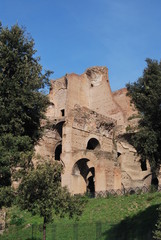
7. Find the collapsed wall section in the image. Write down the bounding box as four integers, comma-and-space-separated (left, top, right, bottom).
85, 67, 126, 125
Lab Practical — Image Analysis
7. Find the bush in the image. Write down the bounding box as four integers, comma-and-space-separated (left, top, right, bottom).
10, 214, 25, 226
153, 205, 161, 240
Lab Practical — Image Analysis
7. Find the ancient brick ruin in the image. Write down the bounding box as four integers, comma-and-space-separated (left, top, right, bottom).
35, 66, 160, 194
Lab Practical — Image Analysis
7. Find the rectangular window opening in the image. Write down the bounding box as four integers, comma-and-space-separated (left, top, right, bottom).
61, 109, 65, 117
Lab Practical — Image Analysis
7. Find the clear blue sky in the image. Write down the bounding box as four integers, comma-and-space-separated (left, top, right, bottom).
1, 0, 161, 91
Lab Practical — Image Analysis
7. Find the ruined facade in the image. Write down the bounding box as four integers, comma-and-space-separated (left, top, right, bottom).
35, 66, 160, 194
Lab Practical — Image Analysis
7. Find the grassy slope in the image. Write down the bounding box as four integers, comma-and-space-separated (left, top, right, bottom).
1, 192, 161, 240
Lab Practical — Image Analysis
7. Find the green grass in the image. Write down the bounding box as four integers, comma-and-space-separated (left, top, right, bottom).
1, 191, 161, 240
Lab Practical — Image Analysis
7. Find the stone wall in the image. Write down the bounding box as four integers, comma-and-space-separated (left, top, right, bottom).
34, 66, 161, 194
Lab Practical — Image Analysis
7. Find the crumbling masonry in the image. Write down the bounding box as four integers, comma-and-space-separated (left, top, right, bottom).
34, 66, 161, 194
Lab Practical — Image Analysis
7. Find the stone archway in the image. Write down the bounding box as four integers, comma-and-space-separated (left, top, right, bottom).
86, 138, 100, 150
72, 158, 95, 194
54, 121, 65, 138
61, 151, 97, 194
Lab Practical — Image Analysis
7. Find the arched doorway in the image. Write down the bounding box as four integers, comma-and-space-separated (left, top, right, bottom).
86, 138, 100, 150
72, 158, 95, 195
54, 121, 65, 139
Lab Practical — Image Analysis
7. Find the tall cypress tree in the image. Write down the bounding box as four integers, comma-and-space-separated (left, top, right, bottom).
0, 23, 52, 196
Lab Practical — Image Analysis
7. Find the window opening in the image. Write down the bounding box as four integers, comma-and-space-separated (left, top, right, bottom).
61, 109, 65, 117
141, 160, 147, 171
117, 152, 121, 158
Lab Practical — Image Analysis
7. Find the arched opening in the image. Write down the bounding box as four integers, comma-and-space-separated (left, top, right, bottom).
117, 152, 121, 158
49, 102, 55, 108
55, 144, 62, 161
86, 138, 100, 150
72, 159, 95, 195
72, 158, 89, 180
54, 121, 65, 138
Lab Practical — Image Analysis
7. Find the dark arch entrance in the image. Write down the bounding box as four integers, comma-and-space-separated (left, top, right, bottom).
55, 144, 62, 161
72, 158, 95, 195
72, 158, 89, 180
86, 138, 100, 150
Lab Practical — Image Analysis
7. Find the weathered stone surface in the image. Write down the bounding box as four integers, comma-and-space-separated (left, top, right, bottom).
34, 66, 161, 194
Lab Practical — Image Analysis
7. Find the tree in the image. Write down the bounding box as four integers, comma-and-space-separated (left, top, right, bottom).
18, 162, 87, 240
0, 186, 15, 209
0, 23, 52, 193
126, 59, 161, 182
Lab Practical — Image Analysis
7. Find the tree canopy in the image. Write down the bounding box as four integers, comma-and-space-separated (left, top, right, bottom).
18, 162, 87, 240
126, 58, 161, 180
0, 23, 52, 196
